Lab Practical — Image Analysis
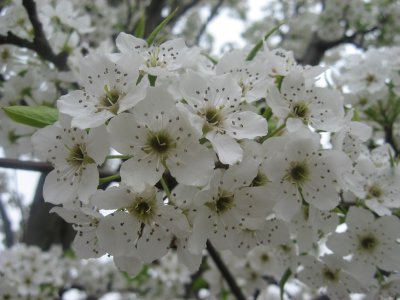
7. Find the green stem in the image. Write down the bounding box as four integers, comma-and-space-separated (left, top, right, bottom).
160, 176, 175, 204
106, 155, 132, 160
260, 123, 286, 142
99, 174, 121, 185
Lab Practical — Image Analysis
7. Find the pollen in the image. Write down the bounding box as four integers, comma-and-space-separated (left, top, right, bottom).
291, 101, 309, 119
286, 161, 310, 185
129, 195, 157, 224
145, 130, 176, 158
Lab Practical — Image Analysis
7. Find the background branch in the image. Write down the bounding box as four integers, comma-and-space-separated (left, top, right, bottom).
206, 240, 246, 300
0, 196, 14, 248
194, 0, 224, 45
0, 0, 69, 70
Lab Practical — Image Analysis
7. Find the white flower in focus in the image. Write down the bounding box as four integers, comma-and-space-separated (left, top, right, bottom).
92, 185, 190, 263
31, 121, 109, 204
216, 49, 270, 103
264, 130, 348, 220
116, 32, 189, 77
188, 169, 268, 254
50, 206, 105, 259
108, 87, 214, 192
179, 70, 268, 164
332, 110, 372, 161
58, 53, 147, 129
267, 69, 344, 132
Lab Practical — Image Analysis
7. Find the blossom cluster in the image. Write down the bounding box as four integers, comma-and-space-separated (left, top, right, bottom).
0, 243, 194, 300
24, 30, 400, 299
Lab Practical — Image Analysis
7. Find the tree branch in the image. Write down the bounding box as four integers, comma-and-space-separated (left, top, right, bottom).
194, 0, 224, 45
300, 27, 378, 66
206, 241, 246, 300
0, 158, 53, 173
0, 0, 69, 70
0, 158, 114, 177
0, 196, 14, 248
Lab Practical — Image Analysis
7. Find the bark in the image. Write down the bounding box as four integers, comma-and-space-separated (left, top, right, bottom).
22, 173, 75, 250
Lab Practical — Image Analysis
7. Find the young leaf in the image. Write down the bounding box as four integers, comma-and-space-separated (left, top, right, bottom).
246, 22, 285, 61
3, 105, 58, 128
146, 7, 178, 46
134, 13, 146, 38
279, 268, 292, 300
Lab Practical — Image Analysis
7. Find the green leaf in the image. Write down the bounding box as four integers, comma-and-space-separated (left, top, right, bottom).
134, 13, 146, 38
146, 8, 178, 46
246, 22, 285, 61
279, 268, 292, 300
3, 105, 58, 128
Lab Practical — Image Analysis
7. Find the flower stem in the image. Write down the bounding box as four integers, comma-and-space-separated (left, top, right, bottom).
106, 155, 132, 160
99, 174, 120, 185
261, 123, 286, 142
160, 176, 175, 205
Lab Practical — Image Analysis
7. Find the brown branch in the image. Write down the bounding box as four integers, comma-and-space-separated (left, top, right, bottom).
206, 241, 246, 300
0, 196, 14, 247
0, 158, 53, 173
300, 27, 378, 66
0, 158, 114, 177
194, 0, 224, 45
0, 0, 69, 70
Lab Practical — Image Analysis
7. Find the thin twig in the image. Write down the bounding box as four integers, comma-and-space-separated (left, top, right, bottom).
206, 240, 246, 300
194, 0, 224, 45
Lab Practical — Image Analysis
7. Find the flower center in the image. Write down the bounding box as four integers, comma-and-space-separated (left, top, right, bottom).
206, 190, 235, 214
359, 234, 378, 252
365, 73, 376, 85
322, 268, 339, 282
145, 130, 175, 157
286, 161, 309, 185
251, 172, 268, 187
260, 253, 269, 262
201, 107, 223, 133
65, 144, 94, 167
291, 101, 309, 119
97, 85, 123, 114
367, 184, 382, 199
129, 195, 157, 224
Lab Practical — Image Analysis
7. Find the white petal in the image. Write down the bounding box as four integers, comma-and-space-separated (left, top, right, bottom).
114, 255, 143, 276
136, 225, 171, 263
43, 168, 77, 204
50, 206, 92, 224
224, 111, 268, 139
107, 113, 147, 154
206, 132, 243, 165
86, 125, 109, 165
91, 186, 132, 210
188, 207, 213, 254
167, 141, 214, 187
73, 229, 103, 259
120, 155, 164, 193
116, 32, 147, 53
97, 211, 140, 257
78, 164, 99, 204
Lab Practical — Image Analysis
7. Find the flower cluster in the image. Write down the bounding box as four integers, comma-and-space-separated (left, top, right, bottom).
0, 243, 194, 300
25, 31, 400, 299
